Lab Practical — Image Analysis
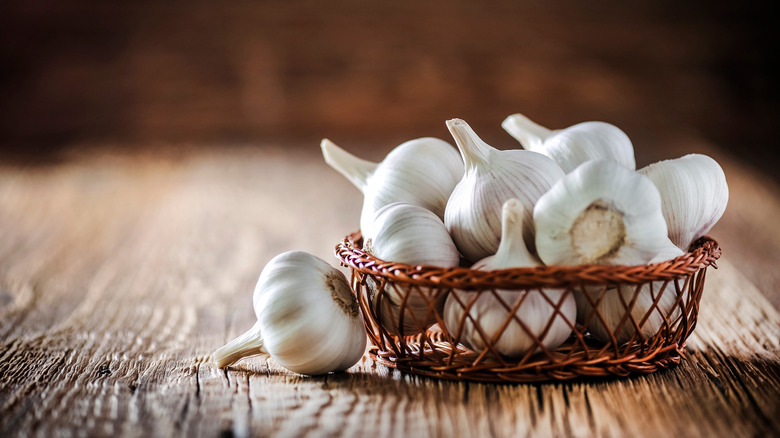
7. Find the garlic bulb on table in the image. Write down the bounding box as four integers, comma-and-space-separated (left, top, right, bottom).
502, 113, 636, 173
534, 160, 668, 266
444, 118, 565, 262
639, 153, 729, 251
443, 199, 576, 358
364, 202, 460, 337
321, 137, 463, 236
213, 251, 366, 375
575, 239, 687, 344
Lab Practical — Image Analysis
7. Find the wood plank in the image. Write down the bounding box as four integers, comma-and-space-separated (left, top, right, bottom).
0, 146, 778, 437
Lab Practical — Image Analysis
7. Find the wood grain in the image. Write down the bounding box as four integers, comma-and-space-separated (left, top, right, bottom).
0, 146, 778, 437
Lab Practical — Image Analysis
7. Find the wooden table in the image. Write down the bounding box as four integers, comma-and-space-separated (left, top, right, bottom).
1, 144, 778, 437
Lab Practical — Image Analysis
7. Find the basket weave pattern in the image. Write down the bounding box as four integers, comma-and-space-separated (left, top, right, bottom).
336, 232, 721, 382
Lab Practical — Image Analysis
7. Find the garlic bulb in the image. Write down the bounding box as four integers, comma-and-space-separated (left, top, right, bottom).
443, 199, 576, 357
502, 113, 636, 173
364, 203, 461, 267
364, 202, 460, 336
444, 118, 565, 262
213, 251, 366, 375
321, 137, 463, 235
534, 160, 668, 266
575, 239, 687, 344
638, 153, 729, 251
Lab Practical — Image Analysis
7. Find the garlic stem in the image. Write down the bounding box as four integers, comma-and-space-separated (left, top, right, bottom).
320, 139, 378, 193
212, 320, 268, 368
501, 113, 552, 152
446, 119, 491, 167
492, 199, 534, 266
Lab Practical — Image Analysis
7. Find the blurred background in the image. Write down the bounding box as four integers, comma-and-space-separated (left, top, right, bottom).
0, 0, 777, 177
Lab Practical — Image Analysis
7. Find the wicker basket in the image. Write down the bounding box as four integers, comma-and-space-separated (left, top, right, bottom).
336, 232, 721, 382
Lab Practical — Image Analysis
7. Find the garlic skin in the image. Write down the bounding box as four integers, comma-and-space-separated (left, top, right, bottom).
575, 239, 687, 344
444, 118, 565, 262
444, 199, 576, 357
364, 203, 461, 267
364, 203, 460, 336
502, 113, 636, 173
534, 160, 668, 266
321, 137, 463, 235
213, 251, 366, 375
638, 153, 729, 251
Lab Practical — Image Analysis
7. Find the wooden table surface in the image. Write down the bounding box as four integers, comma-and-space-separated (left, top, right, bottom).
0, 143, 778, 437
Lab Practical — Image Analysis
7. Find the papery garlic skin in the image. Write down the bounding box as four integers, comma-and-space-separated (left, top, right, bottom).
364, 203, 461, 267
575, 239, 687, 344
534, 160, 668, 266
444, 199, 576, 357
444, 118, 565, 262
502, 113, 636, 173
364, 203, 460, 336
639, 153, 729, 251
321, 137, 463, 235
213, 251, 366, 375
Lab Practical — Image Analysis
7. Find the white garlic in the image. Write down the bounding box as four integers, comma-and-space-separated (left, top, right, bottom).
321, 137, 463, 235
574, 239, 687, 344
638, 153, 729, 251
364, 202, 460, 336
364, 202, 461, 266
443, 199, 576, 357
213, 251, 366, 375
534, 160, 668, 266
502, 113, 636, 173
444, 118, 565, 262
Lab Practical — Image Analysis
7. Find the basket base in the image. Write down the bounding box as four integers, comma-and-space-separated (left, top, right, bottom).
367, 330, 686, 383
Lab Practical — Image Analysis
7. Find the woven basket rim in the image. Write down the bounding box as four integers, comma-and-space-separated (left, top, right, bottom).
336, 231, 721, 289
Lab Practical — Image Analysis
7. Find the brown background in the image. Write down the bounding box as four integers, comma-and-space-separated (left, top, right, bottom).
1, 3, 779, 436
0, 1, 777, 177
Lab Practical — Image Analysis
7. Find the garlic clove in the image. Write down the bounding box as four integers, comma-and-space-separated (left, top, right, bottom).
574, 238, 687, 344
638, 153, 729, 251
502, 113, 636, 173
534, 160, 668, 266
363, 202, 460, 337
321, 137, 464, 235
213, 251, 366, 375
443, 199, 576, 357
444, 118, 565, 262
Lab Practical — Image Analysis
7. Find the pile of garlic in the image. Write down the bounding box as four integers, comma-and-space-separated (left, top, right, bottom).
323, 113, 728, 354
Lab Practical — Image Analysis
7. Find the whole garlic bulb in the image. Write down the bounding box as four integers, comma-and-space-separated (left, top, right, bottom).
574, 239, 686, 344
364, 203, 460, 336
213, 251, 366, 375
444, 199, 576, 357
638, 153, 729, 251
321, 137, 463, 235
444, 118, 565, 262
534, 160, 668, 266
364, 203, 461, 266
502, 113, 636, 173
